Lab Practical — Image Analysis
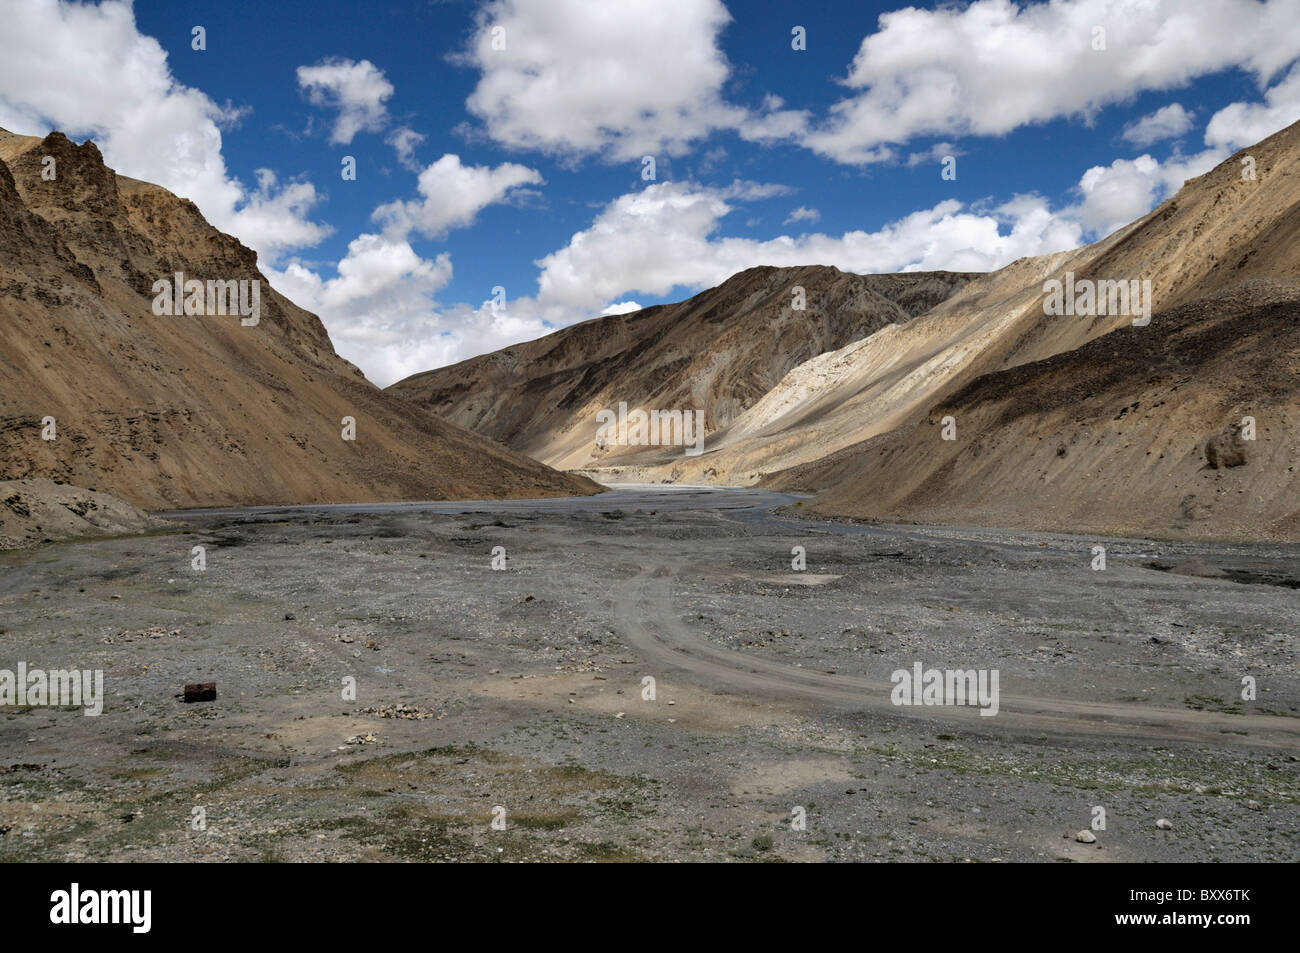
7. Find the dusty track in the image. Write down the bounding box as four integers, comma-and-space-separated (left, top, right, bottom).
613, 563, 1300, 750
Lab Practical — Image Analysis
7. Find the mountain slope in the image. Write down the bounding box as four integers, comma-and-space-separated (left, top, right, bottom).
386, 265, 975, 470
758, 121, 1300, 540
0, 128, 598, 509
771, 278, 1300, 541
561, 120, 1300, 522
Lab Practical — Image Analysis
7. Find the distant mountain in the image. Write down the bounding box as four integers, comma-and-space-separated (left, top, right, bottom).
0, 129, 598, 508
386, 265, 975, 470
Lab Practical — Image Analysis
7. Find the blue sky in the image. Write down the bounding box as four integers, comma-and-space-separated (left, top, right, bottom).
2, 0, 1299, 384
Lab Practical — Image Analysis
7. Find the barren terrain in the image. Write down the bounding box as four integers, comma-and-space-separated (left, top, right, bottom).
2, 487, 1295, 862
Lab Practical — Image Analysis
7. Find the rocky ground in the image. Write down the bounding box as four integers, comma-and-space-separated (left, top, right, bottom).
0, 486, 1296, 862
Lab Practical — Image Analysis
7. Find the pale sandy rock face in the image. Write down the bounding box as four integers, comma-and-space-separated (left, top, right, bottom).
0, 128, 599, 509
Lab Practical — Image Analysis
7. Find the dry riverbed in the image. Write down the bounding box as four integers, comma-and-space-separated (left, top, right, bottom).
1, 486, 1296, 862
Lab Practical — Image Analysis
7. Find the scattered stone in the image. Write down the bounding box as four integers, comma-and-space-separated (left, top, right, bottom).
1155, 818, 1173, 830
104, 625, 180, 644
345, 733, 377, 745
284, 612, 296, 621
356, 704, 432, 720
1075, 830, 1096, 843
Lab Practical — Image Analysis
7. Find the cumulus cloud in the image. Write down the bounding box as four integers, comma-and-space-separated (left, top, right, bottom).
801, 0, 1300, 163
273, 150, 546, 384
532, 181, 1084, 313
1072, 62, 1300, 237
783, 206, 820, 226
267, 233, 459, 386
461, 0, 744, 161
600, 301, 642, 316
0, 0, 329, 262
456, 0, 1300, 170
269, 265, 555, 387
296, 58, 393, 145
224, 170, 333, 260
533, 130, 1252, 318
387, 125, 425, 171
1121, 104, 1195, 147
1205, 61, 1300, 151
738, 94, 812, 144
905, 142, 962, 167
373, 153, 543, 239
1069, 139, 1240, 237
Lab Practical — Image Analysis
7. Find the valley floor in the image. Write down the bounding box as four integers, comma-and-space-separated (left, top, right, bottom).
1, 486, 1296, 862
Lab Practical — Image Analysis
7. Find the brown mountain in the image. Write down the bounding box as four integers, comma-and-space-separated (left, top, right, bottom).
773, 278, 1300, 541
385, 266, 976, 470
763, 122, 1300, 541
0, 128, 597, 509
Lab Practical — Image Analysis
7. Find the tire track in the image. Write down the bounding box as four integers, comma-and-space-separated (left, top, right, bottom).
614, 563, 1300, 751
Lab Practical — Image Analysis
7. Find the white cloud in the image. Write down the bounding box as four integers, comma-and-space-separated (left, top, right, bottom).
0, 0, 330, 263
1074, 61, 1300, 237
738, 94, 812, 144
905, 142, 961, 167
373, 153, 542, 239
1122, 104, 1194, 147
715, 179, 794, 201
532, 181, 1084, 313
387, 125, 425, 171
297, 58, 393, 145
1205, 62, 1300, 151
268, 111, 1269, 384
224, 170, 333, 259
267, 233, 461, 387
1070, 147, 1227, 237
1074, 155, 1164, 236
461, 0, 744, 161
783, 206, 820, 226
801, 0, 1300, 164
273, 152, 546, 384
